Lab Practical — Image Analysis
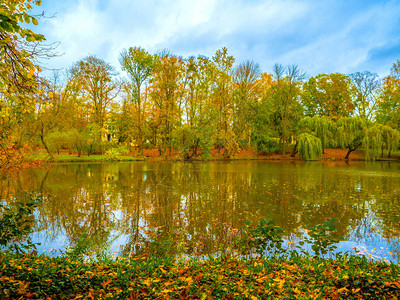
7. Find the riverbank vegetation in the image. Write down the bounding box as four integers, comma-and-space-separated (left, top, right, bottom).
1, 252, 400, 299
2, 1, 400, 171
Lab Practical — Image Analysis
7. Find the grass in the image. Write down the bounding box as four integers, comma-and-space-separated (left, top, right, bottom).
0, 252, 399, 299
30, 151, 138, 162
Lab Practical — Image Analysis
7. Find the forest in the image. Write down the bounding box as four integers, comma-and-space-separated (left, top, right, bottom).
2, 2, 400, 169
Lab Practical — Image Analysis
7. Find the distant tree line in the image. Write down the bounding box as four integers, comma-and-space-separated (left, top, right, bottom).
2, 1, 400, 165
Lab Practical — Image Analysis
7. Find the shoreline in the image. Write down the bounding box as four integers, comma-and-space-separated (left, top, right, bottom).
31, 147, 400, 164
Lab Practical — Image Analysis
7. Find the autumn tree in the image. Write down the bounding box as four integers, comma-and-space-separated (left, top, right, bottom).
270, 64, 305, 155
119, 47, 155, 154
210, 48, 237, 158
301, 73, 354, 118
376, 60, 400, 128
233, 60, 262, 147
173, 56, 217, 159
250, 72, 278, 154
25, 79, 59, 159
70, 56, 119, 143
149, 52, 184, 155
0, 0, 45, 168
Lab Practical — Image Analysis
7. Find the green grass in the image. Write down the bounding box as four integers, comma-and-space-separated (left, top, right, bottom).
0, 252, 399, 299
30, 151, 138, 162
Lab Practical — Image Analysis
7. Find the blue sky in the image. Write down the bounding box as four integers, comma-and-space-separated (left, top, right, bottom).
30, 0, 400, 78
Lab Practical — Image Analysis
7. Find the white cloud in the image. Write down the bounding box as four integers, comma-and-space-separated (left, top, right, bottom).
37, 0, 400, 77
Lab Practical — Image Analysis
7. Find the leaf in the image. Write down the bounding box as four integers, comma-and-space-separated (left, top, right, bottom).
143, 279, 151, 287
24, 14, 31, 24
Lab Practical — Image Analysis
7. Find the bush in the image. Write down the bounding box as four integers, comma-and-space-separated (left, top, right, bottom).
238, 217, 285, 258
254, 137, 280, 154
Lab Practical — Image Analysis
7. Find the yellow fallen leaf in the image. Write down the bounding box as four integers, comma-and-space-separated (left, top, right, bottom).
143, 279, 151, 286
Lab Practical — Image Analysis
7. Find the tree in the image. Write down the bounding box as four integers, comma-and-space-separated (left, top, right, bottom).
270, 64, 305, 155
298, 133, 322, 161
0, 0, 45, 169
376, 60, 400, 128
301, 73, 354, 118
336, 117, 368, 159
70, 56, 119, 142
380, 125, 399, 158
250, 73, 278, 154
350, 71, 380, 119
210, 48, 237, 158
363, 124, 383, 161
119, 47, 155, 155
148, 52, 184, 155
299, 116, 336, 153
25, 78, 58, 159
232, 60, 261, 147
0, 0, 44, 94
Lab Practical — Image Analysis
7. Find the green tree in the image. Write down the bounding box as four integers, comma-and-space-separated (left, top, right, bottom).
299, 116, 336, 153
336, 117, 369, 159
380, 125, 399, 158
301, 73, 354, 118
297, 133, 322, 161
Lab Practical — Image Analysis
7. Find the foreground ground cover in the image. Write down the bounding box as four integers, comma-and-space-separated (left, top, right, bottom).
0, 253, 399, 299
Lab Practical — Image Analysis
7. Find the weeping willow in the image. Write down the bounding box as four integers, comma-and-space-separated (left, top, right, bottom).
336, 117, 368, 159
299, 116, 336, 151
381, 125, 400, 157
363, 125, 383, 161
298, 133, 322, 161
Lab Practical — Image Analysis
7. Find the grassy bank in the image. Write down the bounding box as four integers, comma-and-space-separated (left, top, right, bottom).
31, 147, 400, 164
0, 253, 399, 299
31, 152, 139, 163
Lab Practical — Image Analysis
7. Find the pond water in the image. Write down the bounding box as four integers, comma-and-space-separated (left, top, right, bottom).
1, 161, 400, 261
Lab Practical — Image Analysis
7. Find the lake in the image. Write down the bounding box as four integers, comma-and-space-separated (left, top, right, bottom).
1, 161, 400, 261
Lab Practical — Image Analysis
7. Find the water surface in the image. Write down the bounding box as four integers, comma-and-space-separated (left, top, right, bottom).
1, 161, 400, 261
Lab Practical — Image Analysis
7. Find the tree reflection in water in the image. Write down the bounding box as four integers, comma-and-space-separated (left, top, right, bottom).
1, 161, 400, 261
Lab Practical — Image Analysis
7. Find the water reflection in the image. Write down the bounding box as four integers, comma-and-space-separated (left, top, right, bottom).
1, 161, 400, 260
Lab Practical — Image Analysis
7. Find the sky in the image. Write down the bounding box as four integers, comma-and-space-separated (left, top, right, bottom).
29, 0, 400, 78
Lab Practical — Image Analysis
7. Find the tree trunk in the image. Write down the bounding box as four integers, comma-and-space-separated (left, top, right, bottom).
40, 135, 54, 160
291, 140, 298, 157
345, 148, 355, 160
137, 83, 143, 156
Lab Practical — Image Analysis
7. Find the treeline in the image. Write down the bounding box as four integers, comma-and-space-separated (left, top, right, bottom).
2, 1, 400, 166
3, 45, 400, 162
